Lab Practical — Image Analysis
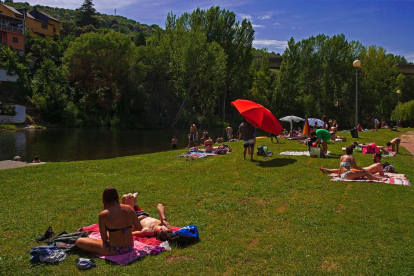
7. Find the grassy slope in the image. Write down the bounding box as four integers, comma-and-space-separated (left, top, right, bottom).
1, 129, 413, 275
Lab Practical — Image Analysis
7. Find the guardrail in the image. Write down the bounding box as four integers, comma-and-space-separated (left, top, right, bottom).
0, 24, 23, 34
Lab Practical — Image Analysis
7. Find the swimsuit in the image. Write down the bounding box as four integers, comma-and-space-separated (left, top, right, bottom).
340, 161, 351, 167
134, 205, 150, 217
171, 144, 177, 149
340, 170, 350, 179
110, 243, 134, 255
106, 225, 132, 234
339, 160, 352, 179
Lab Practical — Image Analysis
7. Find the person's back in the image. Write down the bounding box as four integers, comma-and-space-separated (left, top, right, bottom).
240, 122, 254, 141
101, 205, 134, 247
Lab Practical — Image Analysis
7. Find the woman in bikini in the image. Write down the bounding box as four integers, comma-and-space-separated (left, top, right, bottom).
76, 187, 142, 256
320, 146, 382, 180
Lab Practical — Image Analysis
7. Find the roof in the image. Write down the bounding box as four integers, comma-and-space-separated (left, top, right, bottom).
2, 4, 23, 16
15, 8, 35, 20
36, 9, 61, 23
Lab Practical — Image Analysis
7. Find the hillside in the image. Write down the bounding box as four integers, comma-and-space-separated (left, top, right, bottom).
6, 1, 159, 37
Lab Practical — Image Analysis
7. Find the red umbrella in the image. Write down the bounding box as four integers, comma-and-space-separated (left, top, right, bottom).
231, 99, 282, 135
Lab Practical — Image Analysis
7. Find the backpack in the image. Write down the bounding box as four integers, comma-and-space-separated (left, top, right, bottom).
167, 225, 199, 247
257, 145, 268, 156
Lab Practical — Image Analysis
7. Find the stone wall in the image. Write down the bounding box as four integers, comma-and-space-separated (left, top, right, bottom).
0, 105, 26, 124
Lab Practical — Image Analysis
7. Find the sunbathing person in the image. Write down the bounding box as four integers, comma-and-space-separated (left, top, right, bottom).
386, 138, 401, 154
75, 187, 141, 256
320, 146, 382, 180
121, 193, 172, 241
216, 136, 224, 143
204, 137, 214, 152
320, 153, 386, 177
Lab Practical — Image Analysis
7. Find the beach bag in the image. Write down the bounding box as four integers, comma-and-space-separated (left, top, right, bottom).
384, 165, 396, 173
257, 145, 268, 156
362, 145, 372, 154
49, 231, 89, 250
309, 146, 321, 157
167, 225, 199, 247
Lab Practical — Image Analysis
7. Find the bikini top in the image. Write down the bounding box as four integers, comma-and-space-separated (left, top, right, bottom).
340, 161, 351, 167
106, 225, 132, 234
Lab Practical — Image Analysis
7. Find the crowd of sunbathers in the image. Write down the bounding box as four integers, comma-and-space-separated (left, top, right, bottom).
319, 137, 401, 180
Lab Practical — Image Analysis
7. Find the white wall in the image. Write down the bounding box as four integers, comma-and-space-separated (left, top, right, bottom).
0, 69, 18, 82
0, 105, 26, 124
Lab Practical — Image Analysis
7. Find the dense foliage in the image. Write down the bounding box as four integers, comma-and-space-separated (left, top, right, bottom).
1, 1, 413, 128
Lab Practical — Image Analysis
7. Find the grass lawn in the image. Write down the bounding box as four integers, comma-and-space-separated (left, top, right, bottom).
1, 129, 414, 275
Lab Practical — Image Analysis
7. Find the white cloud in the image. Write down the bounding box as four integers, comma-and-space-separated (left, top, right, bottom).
257, 15, 271, 20
252, 24, 265, 28
253, 39, 288, 51
273, 22, 281, 26
238, 13, 252, 20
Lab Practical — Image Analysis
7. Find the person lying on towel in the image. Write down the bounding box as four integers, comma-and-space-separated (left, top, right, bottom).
121, 193, 172, 242
319, 146, 383, 181
320, 153, 387, 177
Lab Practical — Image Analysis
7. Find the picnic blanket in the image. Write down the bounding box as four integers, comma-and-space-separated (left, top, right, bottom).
176, 152, 213, 158
79, 224, 181, 265
330, 172, 410, 186
280, 151, 330, 156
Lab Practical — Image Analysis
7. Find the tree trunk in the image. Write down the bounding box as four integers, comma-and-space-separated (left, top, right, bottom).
222, 90, 226, 121
171, 86, 199, 127
105, 110, 110, 126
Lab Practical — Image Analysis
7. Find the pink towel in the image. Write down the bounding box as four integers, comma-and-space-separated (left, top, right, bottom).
88, 232, 161, 265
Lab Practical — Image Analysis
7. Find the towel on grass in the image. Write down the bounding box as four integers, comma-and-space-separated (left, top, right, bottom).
79, 224, 181, 265
88, 232, 164, 265
330, 175, 410, 186
280, 151, 330, 156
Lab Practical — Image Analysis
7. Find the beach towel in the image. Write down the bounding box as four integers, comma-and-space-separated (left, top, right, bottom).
330, 173, 410, 186
280, 151, 330, 156
88, 232, 165, 265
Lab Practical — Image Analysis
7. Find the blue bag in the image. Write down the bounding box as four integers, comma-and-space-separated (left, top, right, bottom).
167, 225, 199, 246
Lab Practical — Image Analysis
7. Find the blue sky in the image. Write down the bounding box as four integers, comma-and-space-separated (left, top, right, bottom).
26, 0, 414, 62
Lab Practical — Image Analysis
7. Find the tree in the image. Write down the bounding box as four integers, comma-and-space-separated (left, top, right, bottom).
63, 30, 137, 126
76, 0, 99, 28
165, 7, 254, 122
32, 59, 72, 123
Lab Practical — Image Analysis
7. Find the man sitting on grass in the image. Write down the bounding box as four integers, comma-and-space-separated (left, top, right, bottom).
320, 153, 387, 177
121, 193, 172, 241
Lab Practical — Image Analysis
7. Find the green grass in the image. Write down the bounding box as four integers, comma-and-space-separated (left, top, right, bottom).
0, 124, 18, 131
1, 129, 414, 275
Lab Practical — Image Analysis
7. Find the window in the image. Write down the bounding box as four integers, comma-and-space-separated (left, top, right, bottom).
53, 27, 56, 33
13, 37, 18, 43
42, 23, 47, 29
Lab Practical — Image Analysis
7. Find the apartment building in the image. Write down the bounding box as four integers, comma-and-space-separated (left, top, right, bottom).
20, 7, 61, 37
0, 3, 24, 52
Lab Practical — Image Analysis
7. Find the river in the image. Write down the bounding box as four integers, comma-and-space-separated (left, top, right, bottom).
0, 127, 261, 162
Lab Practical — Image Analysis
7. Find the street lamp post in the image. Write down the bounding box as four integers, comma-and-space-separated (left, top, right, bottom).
397, 90, 401, 128
353, 60, 361, 128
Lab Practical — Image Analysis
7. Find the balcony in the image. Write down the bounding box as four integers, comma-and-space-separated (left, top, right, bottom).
0, 39, 7, 45
0, 23, 23, 34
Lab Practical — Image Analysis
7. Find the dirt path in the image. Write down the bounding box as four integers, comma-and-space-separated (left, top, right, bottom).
401, 131, 414, 155
0, 161, 45, 171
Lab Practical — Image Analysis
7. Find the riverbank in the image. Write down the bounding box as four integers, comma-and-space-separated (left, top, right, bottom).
1, 129, 413, 275
0, 124, 46, 131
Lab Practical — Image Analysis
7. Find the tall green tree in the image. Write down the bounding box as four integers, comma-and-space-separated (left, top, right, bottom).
63, 30, 137, 125
76, 0, 99, 28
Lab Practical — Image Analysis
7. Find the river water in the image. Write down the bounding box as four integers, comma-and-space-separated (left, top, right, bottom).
0, 127, 252, 162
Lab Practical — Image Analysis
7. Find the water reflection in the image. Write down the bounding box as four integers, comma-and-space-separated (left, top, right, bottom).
1, 127, 251, 162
